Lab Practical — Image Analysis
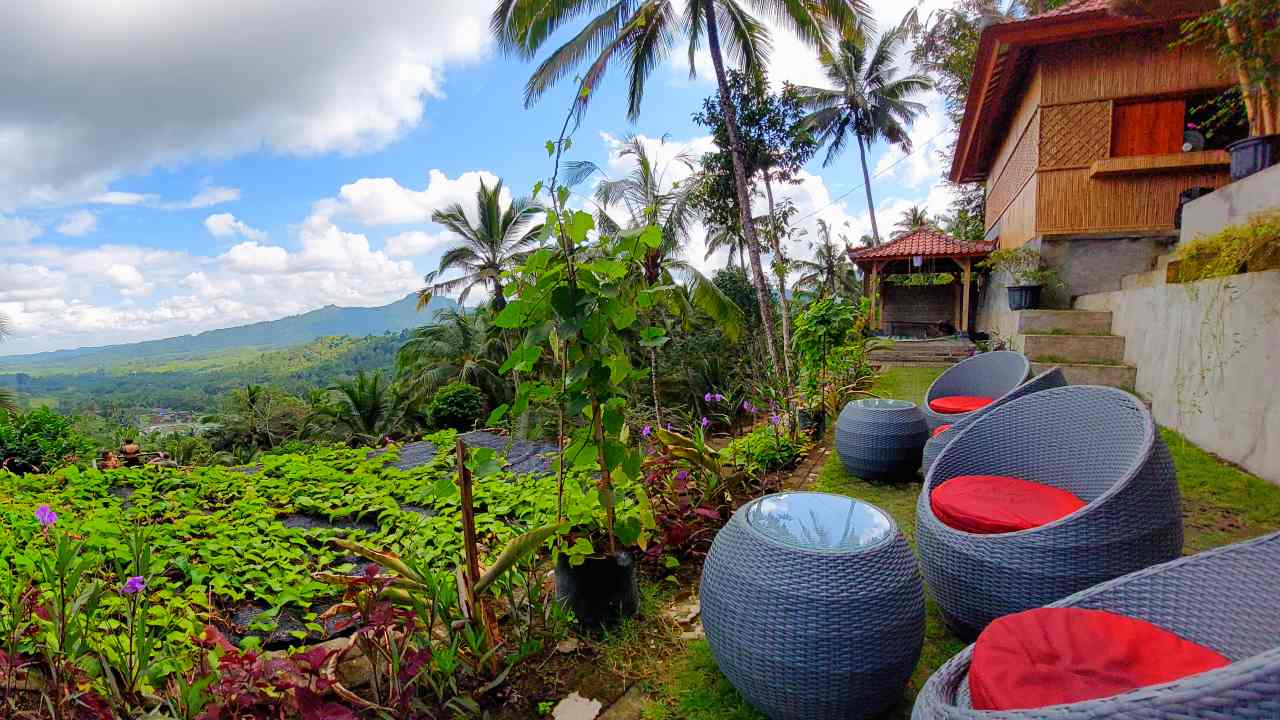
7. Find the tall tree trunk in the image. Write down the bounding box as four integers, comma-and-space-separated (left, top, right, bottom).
762, 175, 793, 384
648, 347, 663, 427
857, 134, 881, 246
738, 245, 745, 270
491, 277, 507, 311
705, 0, 781, 375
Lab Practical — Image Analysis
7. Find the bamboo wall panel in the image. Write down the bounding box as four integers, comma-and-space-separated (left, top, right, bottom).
987, 111, 1039, 231
998, 175, 1039, 249
1039, 29, 1230, 106
988, 70, 1042, 187
1040, 101, 1111, 169
1036, 167, 1230, 234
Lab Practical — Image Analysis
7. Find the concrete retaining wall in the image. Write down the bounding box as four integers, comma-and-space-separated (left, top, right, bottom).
1077, 270, 1280, 484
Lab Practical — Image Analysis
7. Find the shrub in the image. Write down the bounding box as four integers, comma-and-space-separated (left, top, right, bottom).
0, 406, 93, 474
1177, 210, 1280, 282
428, 382, 486, 431
722, 425, 809, 477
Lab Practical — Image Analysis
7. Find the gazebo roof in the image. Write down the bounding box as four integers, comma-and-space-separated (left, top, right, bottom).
848, 229, 993, 268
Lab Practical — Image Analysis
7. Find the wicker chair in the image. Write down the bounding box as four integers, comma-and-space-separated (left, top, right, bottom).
920, 367, 1068, 476
916, 385, 1183, 640
912, 531, 1280, 719
922, 351, 1031, 430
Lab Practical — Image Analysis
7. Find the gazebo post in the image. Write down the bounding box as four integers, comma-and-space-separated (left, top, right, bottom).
961, 258, 973, 333
869, 262, 881, 331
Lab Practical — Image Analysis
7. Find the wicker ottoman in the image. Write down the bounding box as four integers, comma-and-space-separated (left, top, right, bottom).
701, 492, 925, 720
836, 399, 930, 481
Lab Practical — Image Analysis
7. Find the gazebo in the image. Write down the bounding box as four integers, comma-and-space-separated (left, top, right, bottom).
849, 229, 994, 337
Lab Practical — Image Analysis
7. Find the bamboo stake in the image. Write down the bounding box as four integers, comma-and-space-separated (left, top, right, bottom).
1220, 0, 1262, 134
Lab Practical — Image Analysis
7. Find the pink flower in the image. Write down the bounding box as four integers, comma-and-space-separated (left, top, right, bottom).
122, 576, 146, 595
35, 505, 56, 528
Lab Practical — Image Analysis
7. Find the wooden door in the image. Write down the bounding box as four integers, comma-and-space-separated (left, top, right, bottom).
1111, 99, 1186, 157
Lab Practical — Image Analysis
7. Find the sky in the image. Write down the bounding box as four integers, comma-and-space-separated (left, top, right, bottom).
0, 0, 957, 356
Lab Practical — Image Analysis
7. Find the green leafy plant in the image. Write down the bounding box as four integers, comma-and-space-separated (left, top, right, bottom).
1177, 209, 1280, 281
885, 272, 956, 286
1178, 0, 1280, 137
428, 382, 487, 431
979, 246, 1062, 287
0, 406, 93, 475
722, 425, 810, 478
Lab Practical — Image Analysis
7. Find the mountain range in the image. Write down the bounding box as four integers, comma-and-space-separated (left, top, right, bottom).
0, 293, 457, 373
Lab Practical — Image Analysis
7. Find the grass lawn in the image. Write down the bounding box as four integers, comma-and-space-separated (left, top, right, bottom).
639, 366, 1280, 719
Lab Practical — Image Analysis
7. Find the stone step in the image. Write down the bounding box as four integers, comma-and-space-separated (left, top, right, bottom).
1032, 361, 1137, 390
1015, 309, 1113, 335
1022, 334, 1127, 364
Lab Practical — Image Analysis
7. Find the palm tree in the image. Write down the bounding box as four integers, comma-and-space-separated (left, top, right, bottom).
396, 308, 508, 408
567, 136, 744, 423
794, 219, 860, 299
317, 371, 407, 445
0, 312, 15, 414
891, 205, 936, 238
416, 179, 544, 312
491, 0, 871, 376
705, 223, 753, 269
797, 24, 931, 246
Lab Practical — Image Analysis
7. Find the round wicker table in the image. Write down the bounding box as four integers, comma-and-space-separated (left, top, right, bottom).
836, 399, 930, 481
701, 492, 925, 720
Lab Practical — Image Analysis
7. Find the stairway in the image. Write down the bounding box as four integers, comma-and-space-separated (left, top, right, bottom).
1015, 310, 1138, 390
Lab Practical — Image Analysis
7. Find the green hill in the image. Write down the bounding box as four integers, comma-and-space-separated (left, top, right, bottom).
0, 293, 455, 373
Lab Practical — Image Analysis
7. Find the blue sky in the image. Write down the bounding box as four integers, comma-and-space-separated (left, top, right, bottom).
0, 0, 954, 356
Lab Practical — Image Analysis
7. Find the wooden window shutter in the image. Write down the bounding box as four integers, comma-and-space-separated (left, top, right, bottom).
1111, 99, 1186, 157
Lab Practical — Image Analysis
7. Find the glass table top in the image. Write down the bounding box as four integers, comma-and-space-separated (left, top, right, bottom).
850, 398, 917, 410
745, 492, 894, 551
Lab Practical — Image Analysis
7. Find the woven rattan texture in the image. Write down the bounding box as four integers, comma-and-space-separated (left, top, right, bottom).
917, 385, 1183, 640
702, 501, 925, 719
923, 351, 1031, 431
913, 531, 1280, 719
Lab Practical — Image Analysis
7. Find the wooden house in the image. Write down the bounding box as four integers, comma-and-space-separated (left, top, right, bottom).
951, 0, 1241, 327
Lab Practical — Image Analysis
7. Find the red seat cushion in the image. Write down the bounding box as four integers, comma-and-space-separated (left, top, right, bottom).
931, 424, 952, 438
971, 608, 1231, 710
931, 475, 1087, 534
929, 395, 993, 414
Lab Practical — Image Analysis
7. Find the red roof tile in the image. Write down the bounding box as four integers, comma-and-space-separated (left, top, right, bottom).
848, 228, 994, 264
1039, 0, 1111, 18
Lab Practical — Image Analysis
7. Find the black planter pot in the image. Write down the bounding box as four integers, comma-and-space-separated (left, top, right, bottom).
555, 551, 638, 630
1228, 134, 1280, 182
1006, 285, 1042, 311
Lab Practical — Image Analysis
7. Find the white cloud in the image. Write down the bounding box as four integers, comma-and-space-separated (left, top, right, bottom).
0, 263, 66, 302
91, 191, 156, 206
384, 230, 450, 257
104, 263, 152, 297
0, 215, 42, 244
318, 169, 503, 226
180, 186, 240, 209
221, 241, 289, 274
204, 212, 266, 241
0, 2, 491, 210
55, 210, 97, 237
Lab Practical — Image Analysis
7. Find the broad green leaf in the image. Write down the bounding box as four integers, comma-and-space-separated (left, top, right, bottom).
566, 211, 594, 243
603, 353, 632, 385
486, 404, 510, 425
474, 523, 564, 594
639, 225, 662, 249
493, 300, 530, 329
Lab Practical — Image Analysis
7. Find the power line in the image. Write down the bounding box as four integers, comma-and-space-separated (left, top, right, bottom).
793, 129, 950, 225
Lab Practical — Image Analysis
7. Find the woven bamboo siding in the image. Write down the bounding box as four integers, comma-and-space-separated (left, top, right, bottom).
986, 70, 1042, 231
1036, 167, 1229, 234
999, 175, 1039, 248
1040, 101, 1112, 169
1039, 29, 1230, 106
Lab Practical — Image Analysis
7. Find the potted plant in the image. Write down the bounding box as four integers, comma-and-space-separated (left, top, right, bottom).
1177, 0, 1280, 181
979, 247, 1062, 311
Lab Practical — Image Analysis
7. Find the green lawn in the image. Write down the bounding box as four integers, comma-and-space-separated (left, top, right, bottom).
641, 366, 1280, 719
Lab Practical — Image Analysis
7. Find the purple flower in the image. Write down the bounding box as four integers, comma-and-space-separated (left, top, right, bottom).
714, 393, 725, 402
674, 470, 689, 482
700, 416, 710, 428
666, 423, 673, 431
642, 425, 652, 438
742, 400, 757, 414
35, 505, 56, 528
122, 576, 146, 595
703, 392, 713, 403
770, 413, 782, 426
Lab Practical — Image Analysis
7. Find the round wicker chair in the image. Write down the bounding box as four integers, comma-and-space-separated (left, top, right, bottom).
920, 367, 1068, 476
916, 385, 1183, 640
912, 531, 1280, 719
922, 351, 1031, 431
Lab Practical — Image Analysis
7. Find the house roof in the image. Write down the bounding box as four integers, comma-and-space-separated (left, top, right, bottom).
948, 0, 1208, 183
848, 229, 993, 266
